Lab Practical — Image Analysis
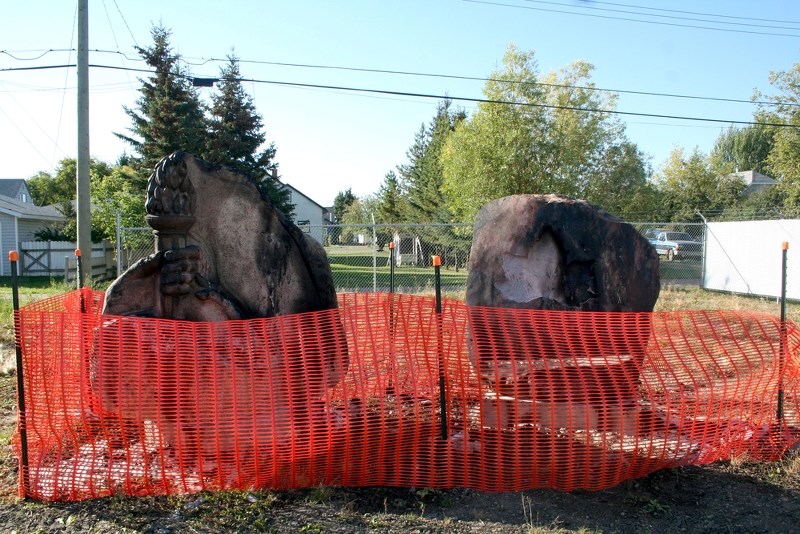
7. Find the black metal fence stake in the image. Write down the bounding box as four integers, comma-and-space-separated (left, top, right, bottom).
10, 251, 29, 497
75, 249, 86, 313
433, 255, 447, 440
75, 249, 83, 290
778, 241, 788, 421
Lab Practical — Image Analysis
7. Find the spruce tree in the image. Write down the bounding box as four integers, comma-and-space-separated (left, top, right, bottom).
330, 188, 357, 244
376, 171, 404, 224
206, 55, 293, 216
116, 24, 207, 173
397, 100, 466, 263
398, 99, 464, 224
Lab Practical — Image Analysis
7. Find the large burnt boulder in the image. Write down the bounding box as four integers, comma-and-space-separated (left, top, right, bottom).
466, 194, 660, 433
95, 152, 347, 481
466, 194, 659, 312
104, 151, 338, 321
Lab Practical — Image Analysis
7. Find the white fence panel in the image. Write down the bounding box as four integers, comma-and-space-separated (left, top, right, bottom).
19, 240, 115, 280
703, 219, 800, 299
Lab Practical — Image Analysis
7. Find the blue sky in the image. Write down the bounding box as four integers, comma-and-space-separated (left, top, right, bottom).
2, 0, 799, 207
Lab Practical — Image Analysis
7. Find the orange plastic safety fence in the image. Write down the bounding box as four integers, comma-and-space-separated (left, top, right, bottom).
12, 289, 800, 501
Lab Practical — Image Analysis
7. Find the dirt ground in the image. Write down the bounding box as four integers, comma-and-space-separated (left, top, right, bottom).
0, 371, 798, 534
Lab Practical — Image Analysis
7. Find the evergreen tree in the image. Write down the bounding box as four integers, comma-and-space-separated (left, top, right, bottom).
398, 100, 467, 263
116, 23, 207, 173
376, 171, 404, 224
332, 188, 357, 222
399, 99, 464, 224
206, 54, 293, 216
330, 188, 357, 244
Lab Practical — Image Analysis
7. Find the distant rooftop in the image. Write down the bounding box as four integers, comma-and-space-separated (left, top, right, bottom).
0, 179, 27, 200
726, 170, 777, 196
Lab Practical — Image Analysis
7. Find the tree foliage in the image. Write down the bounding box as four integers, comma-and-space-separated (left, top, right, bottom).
205, 54, 292, 216
329, 188, 357, 244
440, 45, 628, 222
90, 164, 149, 241
338, 194, 387, 247
28, 158, 113, 242
398, 100, 465, 224
332, 189, 357, 222
376, 171, 405, 224
710, 125, 774, 176
655, 147, 746, 221
583, 141, 660, 219
756, 63, 800, 209
116, 24, 207, 173
27, 158, 112, 207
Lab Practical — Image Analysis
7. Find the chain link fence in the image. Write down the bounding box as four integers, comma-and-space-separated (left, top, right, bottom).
115, 226, 155, 274
115, 221, 707, 294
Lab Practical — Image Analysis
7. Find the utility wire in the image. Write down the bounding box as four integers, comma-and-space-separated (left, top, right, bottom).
561, 0, 800, 25
0, 90, 60, 167
462, 0, 800, 38
518, 0, 800, 31
79, 63, 800, 129
2, 62, 796, 128
4, 49, 795, 108
112, 0, 138, 48
99, 0, 137, 91
52, 2, 78, 169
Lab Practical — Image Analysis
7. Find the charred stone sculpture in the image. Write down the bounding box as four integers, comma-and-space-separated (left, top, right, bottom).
104, 151, 339, 321
95, 152, 347, 481
466, 194, 659, 312
466, 194, 660, 433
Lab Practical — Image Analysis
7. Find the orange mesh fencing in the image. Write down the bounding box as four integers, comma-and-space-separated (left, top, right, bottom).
12, 289, 800, 501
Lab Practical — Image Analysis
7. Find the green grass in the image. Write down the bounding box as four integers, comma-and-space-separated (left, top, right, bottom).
326, 247, 467, 292
326, 247, 705, 291
0, 276, 72, 291
658, 259, 703, 282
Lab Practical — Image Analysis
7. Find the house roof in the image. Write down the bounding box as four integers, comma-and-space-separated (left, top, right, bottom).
0, 196, 64, 221
727, 170, 777, 186
0, 179, 27, 199
283, 183, 326, 210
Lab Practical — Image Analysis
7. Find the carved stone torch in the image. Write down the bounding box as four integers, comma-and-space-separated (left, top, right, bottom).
144, 152, 196, 319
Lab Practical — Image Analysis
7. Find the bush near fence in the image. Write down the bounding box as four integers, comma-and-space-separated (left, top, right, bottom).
12, 289, 800, 501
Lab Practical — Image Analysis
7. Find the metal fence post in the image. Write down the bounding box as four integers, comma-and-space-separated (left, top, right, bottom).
433, 255, 447, 440
778, 241, 788, 421
9, 251, 29, 497
115, 211, 123, 277
75, 249, 83, 290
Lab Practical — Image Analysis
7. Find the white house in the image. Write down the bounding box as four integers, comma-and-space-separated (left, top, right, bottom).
0, 180, 65, 276
282, 183, 327, 245
0, 179, 34, 204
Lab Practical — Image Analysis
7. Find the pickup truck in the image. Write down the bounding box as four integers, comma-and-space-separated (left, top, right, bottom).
646, 230, 703, 262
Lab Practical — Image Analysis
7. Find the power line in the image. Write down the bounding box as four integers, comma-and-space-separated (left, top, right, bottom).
112, 0, 138, 48
518, 0, 800, 31
52, 3, 78, 170
211, 56, 789, 108
237, 76, 797, 129
462, 0, 800, 38
570, 0, 800, 25
2, 62, 796, 128
0, 87, 62, 168
3, 48, 796, 108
